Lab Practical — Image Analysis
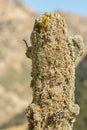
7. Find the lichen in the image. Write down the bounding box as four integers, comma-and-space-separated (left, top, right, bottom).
25, 12, 84, 130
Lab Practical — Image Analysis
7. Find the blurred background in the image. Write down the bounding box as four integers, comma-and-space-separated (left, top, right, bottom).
0, 0, 87, 130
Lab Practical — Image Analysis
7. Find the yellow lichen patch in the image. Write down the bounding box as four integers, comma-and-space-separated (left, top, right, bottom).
37, 13, 53, 33
34, 12, 66, 34
61, 18, 66, 27
39, 15, 48, 33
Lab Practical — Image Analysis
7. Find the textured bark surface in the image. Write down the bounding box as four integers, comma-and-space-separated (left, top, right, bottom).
25, 12, 84, 130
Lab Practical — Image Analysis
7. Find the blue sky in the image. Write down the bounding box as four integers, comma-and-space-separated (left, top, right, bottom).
23, 0, 87, 16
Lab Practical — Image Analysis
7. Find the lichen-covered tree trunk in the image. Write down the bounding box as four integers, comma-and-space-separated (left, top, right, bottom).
25, 12, 84, 130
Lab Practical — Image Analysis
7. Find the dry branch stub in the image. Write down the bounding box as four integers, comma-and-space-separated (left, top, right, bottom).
25, 12, 84, 130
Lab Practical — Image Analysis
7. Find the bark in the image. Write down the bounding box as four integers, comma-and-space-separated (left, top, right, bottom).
25, 12, 84, 130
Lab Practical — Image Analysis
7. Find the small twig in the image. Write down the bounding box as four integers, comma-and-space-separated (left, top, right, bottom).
23, 39, 29, 48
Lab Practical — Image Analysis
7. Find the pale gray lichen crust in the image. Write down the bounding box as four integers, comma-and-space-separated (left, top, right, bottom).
25, 12, 84, 130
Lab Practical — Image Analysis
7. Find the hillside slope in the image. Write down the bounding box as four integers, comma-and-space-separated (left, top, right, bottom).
0, 0, 37, 124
